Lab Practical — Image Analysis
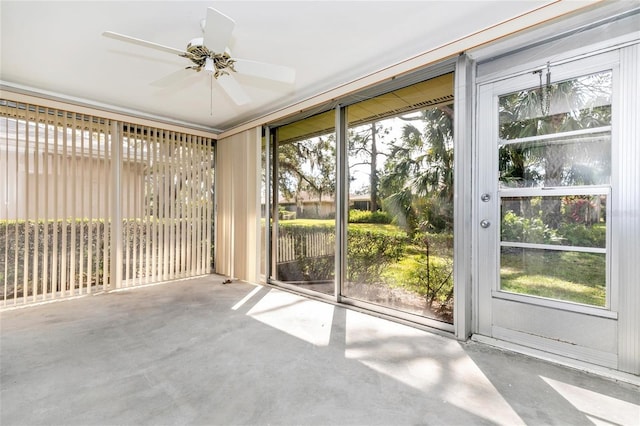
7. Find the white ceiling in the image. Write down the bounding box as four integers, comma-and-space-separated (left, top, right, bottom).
1, 1, 559, 133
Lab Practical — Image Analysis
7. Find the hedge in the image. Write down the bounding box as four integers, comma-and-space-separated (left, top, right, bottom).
0, 219, 212, 299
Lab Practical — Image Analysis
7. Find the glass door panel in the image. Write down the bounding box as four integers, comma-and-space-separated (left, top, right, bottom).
497, 70, 612, 309
273, 111, 336, 296
342, 73, 455, 323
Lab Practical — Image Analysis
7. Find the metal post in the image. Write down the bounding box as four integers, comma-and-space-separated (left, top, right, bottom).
453, 54, 474, 340
334, 105, 347, 302
270, 127, 279, 282
264, 126, 272, 282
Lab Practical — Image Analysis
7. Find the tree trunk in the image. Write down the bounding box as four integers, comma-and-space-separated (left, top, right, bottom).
370, 123, 379, 212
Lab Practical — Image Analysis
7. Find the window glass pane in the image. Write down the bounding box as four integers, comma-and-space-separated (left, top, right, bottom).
500, 247, 606, 307
499, 71, 612, 140
499, 132, 611, 188
343, 73, 455, 323
274, 111, 335, 295
501, 195, 606, 248
497, 69, 611, 309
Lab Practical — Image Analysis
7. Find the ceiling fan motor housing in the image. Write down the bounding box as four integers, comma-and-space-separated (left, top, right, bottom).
184, 37, 235, 77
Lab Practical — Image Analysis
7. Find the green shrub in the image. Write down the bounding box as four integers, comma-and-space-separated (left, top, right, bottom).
401, 233, 453, 307
346, 227, 407, 282
501, 210, 562, 244
398, 254, 453, 308
557, 223, 606, 248
412, 232, 453, 254
348, 209, 392, 224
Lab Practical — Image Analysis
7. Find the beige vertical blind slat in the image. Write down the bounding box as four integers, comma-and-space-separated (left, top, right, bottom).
51, 112, 60, 299
69, 115, 77, 295
144, 127, 152, 284
169, 132, 176, 280
134, 128, 141, 286
41, 110, 50, 298
12, 119, 19, 305
124, 125, 138, 285
78, 123, 85, 293
177, 134, 185, 277
198, 138, 204, 273
206, 140, 212, 273
13, 118, 20, 304
32, 109, 40, 301
87, 121, 95, 293
62, 113, 70, 296
102, 126, 109, 290
179, 134, 187, 277
194, 139, 201, 275
185, 135, 192, 275
124, 129, 132, 287
150, 128, 158, 282
131, 127, 138, 286
23, 116, 31, 300
161, 132, 168, 280
192, 138, 197, 275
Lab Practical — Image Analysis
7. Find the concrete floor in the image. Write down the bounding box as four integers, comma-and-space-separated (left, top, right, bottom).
1, 276, 638, 426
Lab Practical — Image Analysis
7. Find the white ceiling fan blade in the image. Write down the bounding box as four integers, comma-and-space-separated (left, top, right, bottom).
217, 74, 251, 105
233, 59, 296, 84
103, 31, 186, 56
204, 7, 235, 53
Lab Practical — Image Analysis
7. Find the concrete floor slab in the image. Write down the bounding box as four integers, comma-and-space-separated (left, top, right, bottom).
1, 276, 638, 425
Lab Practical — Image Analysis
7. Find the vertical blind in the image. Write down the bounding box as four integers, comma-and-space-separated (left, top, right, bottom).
0, 99, 214, 307
120, 125, 214, 287
215, 128, 260, 283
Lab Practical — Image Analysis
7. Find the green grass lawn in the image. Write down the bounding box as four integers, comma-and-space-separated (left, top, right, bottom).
279, 218, 404, 234
500, 249, 606, 306
349, 223, 406, 234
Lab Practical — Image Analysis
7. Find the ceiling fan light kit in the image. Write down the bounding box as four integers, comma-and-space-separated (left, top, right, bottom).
102, 7, 295, 106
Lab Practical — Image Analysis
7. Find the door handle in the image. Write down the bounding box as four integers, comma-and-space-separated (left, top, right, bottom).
480, 220, 491, 228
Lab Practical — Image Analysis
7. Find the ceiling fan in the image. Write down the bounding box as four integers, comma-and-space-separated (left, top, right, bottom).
103, 7, 295, 105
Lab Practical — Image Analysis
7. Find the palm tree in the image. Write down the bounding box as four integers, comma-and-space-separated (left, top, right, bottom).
379, 104, 454, 234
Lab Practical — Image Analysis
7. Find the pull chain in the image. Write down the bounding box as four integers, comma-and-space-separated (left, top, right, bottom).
534, 62, 552, 116
544, 62, 551, 116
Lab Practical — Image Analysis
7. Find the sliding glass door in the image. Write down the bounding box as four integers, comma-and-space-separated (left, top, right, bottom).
269, 72, 456, 325
343, 74, 455, 324
272, 111, 336, 296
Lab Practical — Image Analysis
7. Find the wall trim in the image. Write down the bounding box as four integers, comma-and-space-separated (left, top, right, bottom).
0, 85, 219, 139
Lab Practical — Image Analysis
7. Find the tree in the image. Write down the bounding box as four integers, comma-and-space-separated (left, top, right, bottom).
348, 122, 390, 212
379, 104, 454, 234
277, 134, 336, 217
